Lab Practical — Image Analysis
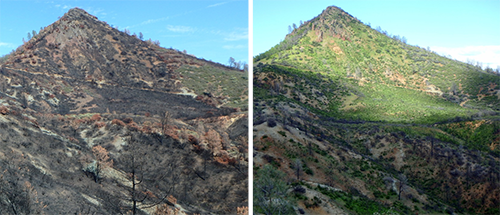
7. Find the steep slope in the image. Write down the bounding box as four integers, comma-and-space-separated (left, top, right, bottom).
2, 8, 247, 113
0, 8, 248, 214
255, 6, 499, 123
5, 8, 177, 92
254, 6, 499, 215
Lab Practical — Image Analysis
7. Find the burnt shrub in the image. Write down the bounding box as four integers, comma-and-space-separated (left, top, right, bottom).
267, 118, 277, 127
293, 185, 306, 193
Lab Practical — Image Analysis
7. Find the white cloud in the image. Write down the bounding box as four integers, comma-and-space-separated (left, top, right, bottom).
123, 17, 169, 30
83, 7, 105, 17
207, 0, 234, 7
54, 4, 107, 19
223, 44, 246, 50
0, 42, 15, 48
141, 17, 169, 25
213, 28, 248, 41
49, 1, 69, 10
430, 45, 500, 69
167, 25, 195, 33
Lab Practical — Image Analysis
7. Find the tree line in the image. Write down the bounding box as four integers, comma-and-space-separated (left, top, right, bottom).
228, 57, 248, 71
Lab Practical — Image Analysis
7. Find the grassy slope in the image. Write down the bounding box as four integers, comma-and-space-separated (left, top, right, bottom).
151, 47, 248, 110
254, 6, 500, 215
255, 7, 499, 124
177, 65, 248, 109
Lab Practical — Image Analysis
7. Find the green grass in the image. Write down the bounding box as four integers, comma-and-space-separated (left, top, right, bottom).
255, 64, 480, 124
253, 6, 500, 214
177, 65, 248, 109
438, 120, 500, 152
255, 6, 499, 124
316, 185, 400, 214
345, 83, 476, 123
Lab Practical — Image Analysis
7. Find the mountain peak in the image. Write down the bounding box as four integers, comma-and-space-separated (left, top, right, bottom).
66, 7, 87, 15
67, 7, 86, 13
1, 7, 247, 112
315, 5, 357, 26
323, 5, 344, 14
288, 5, 357, 42
66, 7, 97, 18
254, 5, 499, 214
3, 7, 179, 96
254, 5, 356, 62
0, 5, 248, 214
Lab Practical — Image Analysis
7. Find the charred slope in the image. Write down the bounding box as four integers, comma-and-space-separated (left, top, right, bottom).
0, 7, 247, 214
0, 65, 234, 119
4, 8, 178, 92
0, 112, 248, 214
1, 7, 246, 113
0, 7, 244, 117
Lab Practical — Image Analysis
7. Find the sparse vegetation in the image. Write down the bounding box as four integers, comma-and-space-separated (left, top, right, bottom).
254, 165, 295, 215
178, 64, 248, 109
0, 7, 247, 214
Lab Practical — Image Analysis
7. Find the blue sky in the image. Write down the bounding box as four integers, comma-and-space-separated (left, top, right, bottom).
254, 0, 500, 69
0, 0, 248, 66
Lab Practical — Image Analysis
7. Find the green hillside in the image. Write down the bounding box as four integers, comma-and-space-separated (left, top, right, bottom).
255, 6, 499, 124
254, 6, 500, 215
